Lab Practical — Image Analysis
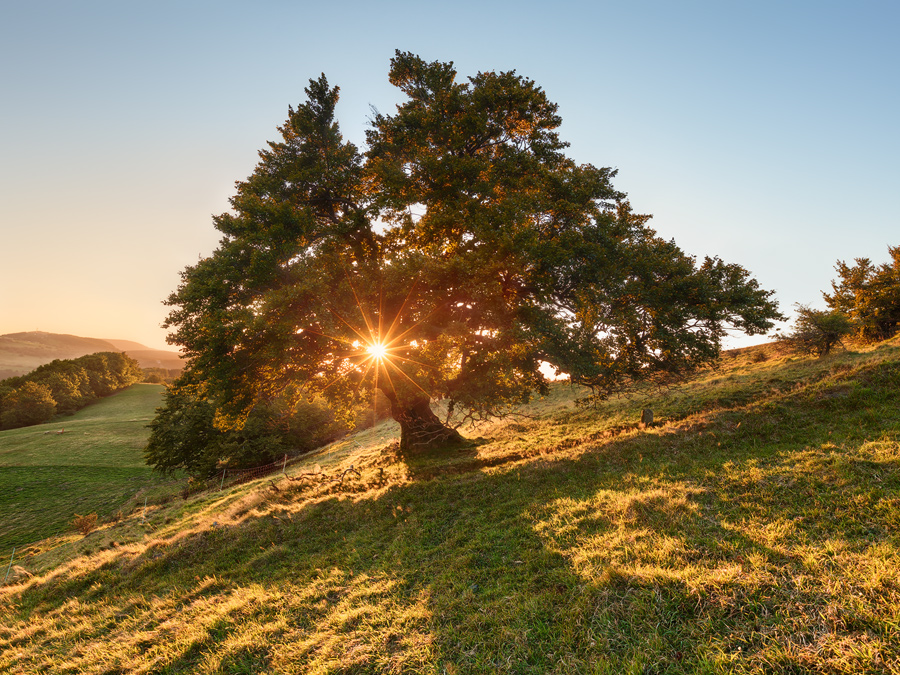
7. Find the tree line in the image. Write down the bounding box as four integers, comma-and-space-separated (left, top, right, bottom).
0, 352, 143, 429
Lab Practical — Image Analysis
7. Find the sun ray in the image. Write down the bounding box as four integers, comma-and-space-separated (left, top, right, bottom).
316, 360, 359, 393
381, 354, 434, 399
377, 280, 385, 349
380, 277, 420, 346
352, 359, 378, 397
343, 265, 379, 341
297, 326, 363, 348
377, 354, 398, 396
384, 352, 440, 371
320, 304, 374, 346
381, 299, 452, 349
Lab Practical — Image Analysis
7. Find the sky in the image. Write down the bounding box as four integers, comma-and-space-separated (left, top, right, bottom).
1, 0, 898, 351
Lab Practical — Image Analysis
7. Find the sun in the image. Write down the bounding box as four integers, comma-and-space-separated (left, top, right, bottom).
366, 341, 388, 360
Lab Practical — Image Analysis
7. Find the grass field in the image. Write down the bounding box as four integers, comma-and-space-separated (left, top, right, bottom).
0, 384, 177, 553
1, 343, 899, 673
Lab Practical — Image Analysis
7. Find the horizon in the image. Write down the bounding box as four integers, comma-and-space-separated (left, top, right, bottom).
0, 330, 180, 354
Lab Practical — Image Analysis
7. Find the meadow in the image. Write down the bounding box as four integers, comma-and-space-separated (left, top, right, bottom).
0, 384, 176, 553
1, 342, 899, 673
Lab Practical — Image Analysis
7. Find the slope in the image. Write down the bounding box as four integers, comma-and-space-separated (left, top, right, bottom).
0, 384, 173, 551
1, 340, 899, 674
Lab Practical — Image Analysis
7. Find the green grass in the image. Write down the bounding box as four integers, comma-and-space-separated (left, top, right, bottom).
0, 384, 177, 553
1, 343, 900, 673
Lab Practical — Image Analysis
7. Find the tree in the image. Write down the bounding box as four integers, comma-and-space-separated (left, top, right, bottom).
0, 381, 57, 429
824, 245, 900, 342
163, 52, 782, 455
145, 381, 285, 477
776, 304, 853, 356
31, 361, 92, 414
145, 377, 357, 476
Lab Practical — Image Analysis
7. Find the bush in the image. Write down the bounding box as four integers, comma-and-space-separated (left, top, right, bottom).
776, 304, 853, 357
145, 378, 392, 477
72, 513, 99, 535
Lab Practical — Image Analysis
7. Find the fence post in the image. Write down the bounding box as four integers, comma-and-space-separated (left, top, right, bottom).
282, 453, 288, 474
220, 468, 227, 490
3, 547, 15, 585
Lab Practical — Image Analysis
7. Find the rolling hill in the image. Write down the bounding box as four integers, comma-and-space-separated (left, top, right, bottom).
0, 331, 182, 379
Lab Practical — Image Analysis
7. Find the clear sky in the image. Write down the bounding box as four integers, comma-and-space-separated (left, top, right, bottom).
1, 1, 897, 351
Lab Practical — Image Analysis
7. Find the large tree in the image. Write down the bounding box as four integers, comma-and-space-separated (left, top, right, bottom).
163, 52, 781, 455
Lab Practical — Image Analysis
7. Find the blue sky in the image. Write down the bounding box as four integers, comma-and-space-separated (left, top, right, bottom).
1, 1, 898, 350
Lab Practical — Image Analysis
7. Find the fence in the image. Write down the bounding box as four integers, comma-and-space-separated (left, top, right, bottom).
217, 453, 292, 489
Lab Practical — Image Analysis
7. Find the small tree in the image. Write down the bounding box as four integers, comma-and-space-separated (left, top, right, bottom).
777, 304, 853, 356
824, 245, 900, 342
144, 376, 352, 476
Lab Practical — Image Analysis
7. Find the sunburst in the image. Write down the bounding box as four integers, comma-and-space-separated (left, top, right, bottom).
298, 271, 440, 405
366, 341, 388, 360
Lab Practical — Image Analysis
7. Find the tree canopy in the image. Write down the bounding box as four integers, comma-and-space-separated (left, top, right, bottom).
824, 245, 900, 343
163, 51, 782, 454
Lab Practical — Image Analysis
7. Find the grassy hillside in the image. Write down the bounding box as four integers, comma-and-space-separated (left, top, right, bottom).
0, 384, 175, 552
1, 342, 899, 673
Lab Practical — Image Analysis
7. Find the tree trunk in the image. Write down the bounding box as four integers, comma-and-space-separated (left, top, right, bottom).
385, 393, 464, 455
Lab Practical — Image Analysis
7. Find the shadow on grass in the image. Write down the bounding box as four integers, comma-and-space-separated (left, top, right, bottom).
3, 363, 900, 673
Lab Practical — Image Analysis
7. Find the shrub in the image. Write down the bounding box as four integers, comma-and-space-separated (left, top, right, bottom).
777, 304, 853, 357
72, 513, 99, 535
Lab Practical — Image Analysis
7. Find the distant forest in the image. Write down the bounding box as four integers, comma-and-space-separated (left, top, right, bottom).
0, 352, 143, 430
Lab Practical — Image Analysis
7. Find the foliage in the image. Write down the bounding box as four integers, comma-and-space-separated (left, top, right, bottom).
824, 244, 900, 342
775, 304, 853, 356
162, 52, 782, 455
144, 377, 384, 477
0, 381, 57, 429
0, 352, 143, 430
141, 367, 182, 384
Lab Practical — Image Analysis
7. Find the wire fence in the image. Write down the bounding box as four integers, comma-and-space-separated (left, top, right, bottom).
218, 453, 293, 489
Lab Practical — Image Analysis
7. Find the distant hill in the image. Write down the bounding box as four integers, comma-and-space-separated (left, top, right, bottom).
0, 331, 183, 379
